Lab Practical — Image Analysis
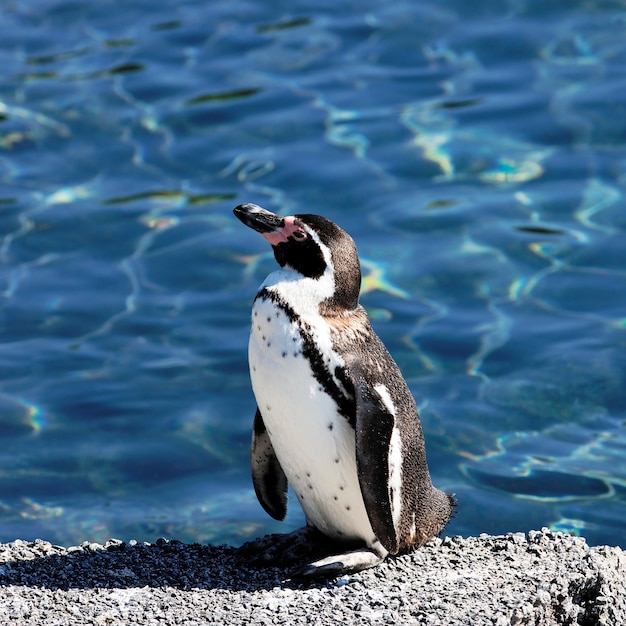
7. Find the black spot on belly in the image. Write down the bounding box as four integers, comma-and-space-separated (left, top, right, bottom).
307, 484, 313, 490
254, 288, 355, 425
345, 505, 351, 511
282, 351, 287, 358
334, 458, 340, 464
267, 316, 271, 322
327, 422, 334, 431
333, 496, 338, 501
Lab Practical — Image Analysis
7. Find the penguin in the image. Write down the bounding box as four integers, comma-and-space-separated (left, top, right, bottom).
233, 202, 455, 578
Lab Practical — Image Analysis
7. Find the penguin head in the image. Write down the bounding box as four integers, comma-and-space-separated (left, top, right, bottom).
233, 203, 361, 312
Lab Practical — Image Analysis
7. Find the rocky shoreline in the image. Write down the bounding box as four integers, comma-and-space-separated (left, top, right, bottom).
0, 529, 624, 625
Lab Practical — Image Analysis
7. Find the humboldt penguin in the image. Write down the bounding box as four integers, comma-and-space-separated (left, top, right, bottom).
233, 202, 455, 577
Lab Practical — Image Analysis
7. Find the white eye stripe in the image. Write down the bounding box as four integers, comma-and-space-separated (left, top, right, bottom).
304, 226, 333, 266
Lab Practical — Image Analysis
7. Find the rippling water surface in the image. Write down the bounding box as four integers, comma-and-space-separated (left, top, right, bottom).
1, 0, 625, 549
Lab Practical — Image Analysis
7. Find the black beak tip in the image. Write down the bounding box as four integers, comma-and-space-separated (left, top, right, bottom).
232, 203, 253, 220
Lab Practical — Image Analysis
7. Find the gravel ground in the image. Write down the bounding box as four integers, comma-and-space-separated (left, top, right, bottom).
0, 529, 624, 625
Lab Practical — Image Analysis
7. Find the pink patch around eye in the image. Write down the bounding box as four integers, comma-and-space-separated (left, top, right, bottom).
261, 216, 304, 245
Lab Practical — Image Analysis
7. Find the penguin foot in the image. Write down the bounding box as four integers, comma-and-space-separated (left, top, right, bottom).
238, 527, 386, 579
238, 526, 342, 568
288, 547, 386, 579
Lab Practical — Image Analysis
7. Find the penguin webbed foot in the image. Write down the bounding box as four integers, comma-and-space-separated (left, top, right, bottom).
288, 547, 385, 579
238, 526, 336, 568
238, 526, 384, 579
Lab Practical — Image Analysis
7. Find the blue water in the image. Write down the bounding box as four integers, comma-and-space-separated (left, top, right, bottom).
1, 0, 625, 550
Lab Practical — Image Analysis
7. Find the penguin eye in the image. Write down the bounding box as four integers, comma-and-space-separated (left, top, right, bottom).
291, 229, 308, 242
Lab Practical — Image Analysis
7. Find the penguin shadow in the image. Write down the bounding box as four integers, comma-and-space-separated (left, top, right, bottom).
0, 538, 339, 592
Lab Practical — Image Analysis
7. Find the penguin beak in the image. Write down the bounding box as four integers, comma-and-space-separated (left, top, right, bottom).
233, 203, 285, 235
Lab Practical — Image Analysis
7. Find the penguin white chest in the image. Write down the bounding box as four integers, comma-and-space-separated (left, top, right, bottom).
248, 295, 376, 545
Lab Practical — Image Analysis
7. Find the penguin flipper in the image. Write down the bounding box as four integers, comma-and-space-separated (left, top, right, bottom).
352, 373, 401, 554
251, 408, 288, 521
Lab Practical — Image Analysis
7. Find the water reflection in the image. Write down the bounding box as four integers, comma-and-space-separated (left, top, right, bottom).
0, 0, 624, 549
